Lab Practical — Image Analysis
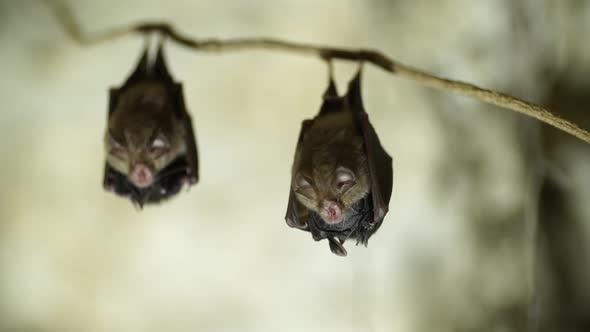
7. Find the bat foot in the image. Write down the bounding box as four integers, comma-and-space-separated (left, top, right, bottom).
182, 175, 196, 191
328, 237, 347, 257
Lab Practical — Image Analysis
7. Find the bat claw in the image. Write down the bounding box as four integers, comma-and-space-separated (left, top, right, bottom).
328, 237, 347, 257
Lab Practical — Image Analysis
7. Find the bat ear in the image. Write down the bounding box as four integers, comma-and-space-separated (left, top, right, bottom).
346, 64, 365, 113
124, 43, 150, 86
153, 42, 174, 82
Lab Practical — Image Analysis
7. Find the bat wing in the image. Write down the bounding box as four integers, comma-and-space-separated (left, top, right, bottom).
103, 43, 199, 206
286, 73, 341, 228
285, 119, 313, 229
346, 69, 393, 242
153, 44, 199, 184
179, 95, 199, 185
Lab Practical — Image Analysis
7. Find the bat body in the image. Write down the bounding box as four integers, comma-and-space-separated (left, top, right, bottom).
103, 43, 199, 207
286, 69, 393, 256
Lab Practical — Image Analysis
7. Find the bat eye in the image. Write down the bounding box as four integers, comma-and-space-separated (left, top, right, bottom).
295, 174, 316, 199
149, 135, 170, 156
109, 136, 128, 159
334, 169, 355, 193
296, 175, 311, 188
151, 136, 168, 149
110, 135, 124, 147
296, 186, 316, 199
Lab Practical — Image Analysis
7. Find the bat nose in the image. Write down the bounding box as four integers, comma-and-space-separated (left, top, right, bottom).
321, 200, 342, 224
130, 164, 154, 188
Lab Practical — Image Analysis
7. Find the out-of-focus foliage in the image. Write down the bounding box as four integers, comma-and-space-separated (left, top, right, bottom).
0, 1, 588, 331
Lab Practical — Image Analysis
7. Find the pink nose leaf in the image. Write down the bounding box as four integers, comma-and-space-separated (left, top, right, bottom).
130, 164, 154, 188
322, 201, 342, 224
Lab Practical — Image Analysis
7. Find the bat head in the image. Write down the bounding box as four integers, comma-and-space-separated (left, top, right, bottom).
103, 43, 199, 207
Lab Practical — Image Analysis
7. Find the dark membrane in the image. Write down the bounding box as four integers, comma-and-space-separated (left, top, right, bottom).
104, 43, 199, 206
104, 156, 192, 207
307, 194, 382, 247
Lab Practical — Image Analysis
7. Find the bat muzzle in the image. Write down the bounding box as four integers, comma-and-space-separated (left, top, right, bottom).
104, 156, 194, 207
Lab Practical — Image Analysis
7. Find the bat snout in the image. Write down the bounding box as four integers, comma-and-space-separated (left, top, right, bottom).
130, 164, 154, 188
321, 200, 342, 224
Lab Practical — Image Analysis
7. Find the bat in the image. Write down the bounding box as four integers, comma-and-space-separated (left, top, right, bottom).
285, 65, 393, 256
103, 41, 199, 207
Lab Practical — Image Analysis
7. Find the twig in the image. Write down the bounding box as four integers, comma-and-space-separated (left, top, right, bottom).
46, 0, 590, 144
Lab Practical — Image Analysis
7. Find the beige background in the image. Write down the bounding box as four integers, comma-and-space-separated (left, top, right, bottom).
0, 1, 589, 331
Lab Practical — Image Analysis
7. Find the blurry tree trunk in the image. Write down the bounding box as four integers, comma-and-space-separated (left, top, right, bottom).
532, 77, 590, 331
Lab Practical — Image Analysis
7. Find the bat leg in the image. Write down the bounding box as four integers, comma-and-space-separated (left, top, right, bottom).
323, 60, 338, 98
328, 237, 347, 257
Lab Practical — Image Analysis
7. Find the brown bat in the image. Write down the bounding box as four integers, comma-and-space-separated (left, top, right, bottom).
285, 66, 393, 256
103, 42, 199, 207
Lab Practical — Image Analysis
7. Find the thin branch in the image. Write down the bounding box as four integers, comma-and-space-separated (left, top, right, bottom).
46, 0, 590, 144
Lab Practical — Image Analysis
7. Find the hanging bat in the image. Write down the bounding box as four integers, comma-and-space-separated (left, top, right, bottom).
103, 42, 199, 207
285, 66, 393, 256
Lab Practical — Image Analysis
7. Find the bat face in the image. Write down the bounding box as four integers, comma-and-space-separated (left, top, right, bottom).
285, 68, 393, 256
103, 44, 199, 207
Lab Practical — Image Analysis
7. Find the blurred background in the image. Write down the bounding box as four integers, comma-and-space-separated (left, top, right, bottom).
0, 1, 589, 331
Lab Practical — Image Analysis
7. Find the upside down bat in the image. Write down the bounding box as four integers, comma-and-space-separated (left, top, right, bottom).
285, 66, 393, 256
103, 41, 199, 207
